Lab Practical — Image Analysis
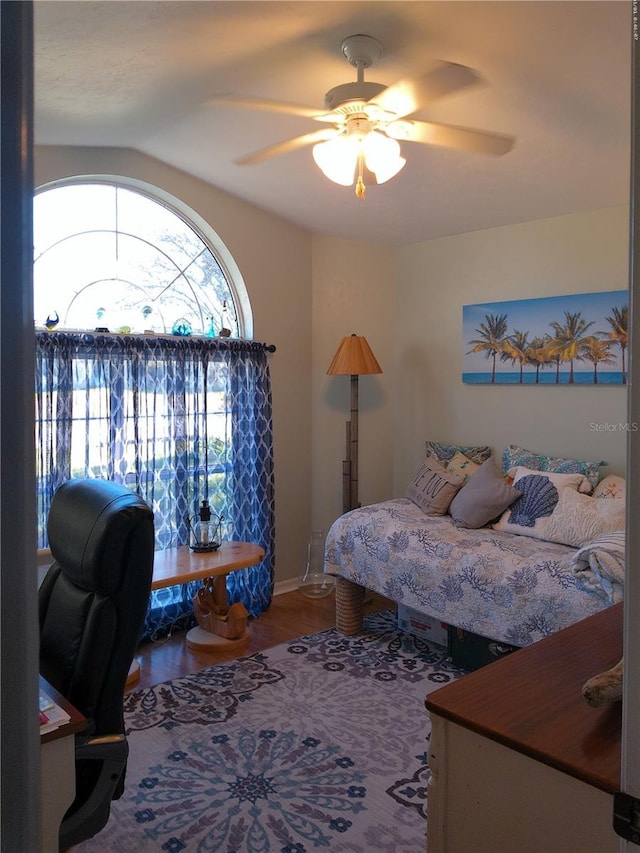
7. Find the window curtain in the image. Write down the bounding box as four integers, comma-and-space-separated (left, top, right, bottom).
35, 331, 275, 639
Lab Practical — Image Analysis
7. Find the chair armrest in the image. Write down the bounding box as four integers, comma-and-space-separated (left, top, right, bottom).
75, 733, 127, 760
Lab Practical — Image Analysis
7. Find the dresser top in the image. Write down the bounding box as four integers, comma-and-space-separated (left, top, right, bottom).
426, 603, 623, 793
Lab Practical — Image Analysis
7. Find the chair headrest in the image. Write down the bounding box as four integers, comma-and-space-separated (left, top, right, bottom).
47, 479, 154, 595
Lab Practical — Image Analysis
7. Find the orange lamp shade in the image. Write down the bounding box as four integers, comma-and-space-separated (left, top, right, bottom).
327, 334, 382, 376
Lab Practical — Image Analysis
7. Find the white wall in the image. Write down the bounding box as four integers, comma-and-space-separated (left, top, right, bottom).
393, 206, 629, 495
35, 146, 312, 585
311, 236, 395, 538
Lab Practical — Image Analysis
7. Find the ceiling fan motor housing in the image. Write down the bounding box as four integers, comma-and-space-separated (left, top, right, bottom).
324, 81, 386, 112
341, 34, 383, 68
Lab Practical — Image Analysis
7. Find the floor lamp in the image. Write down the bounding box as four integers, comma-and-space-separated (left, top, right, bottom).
327, 334, 383, 515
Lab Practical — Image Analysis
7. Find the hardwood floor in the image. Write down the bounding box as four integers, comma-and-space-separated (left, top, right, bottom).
129, 588, 394, 691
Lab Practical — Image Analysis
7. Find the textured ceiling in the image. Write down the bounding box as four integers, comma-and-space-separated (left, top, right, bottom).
34, 1, 631, 246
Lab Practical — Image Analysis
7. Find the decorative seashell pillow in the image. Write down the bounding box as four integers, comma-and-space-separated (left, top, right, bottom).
492, 466, 592, 542
543, 488, 626, 548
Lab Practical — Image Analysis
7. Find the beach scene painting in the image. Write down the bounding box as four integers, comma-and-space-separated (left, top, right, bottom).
463, 290, 628, 385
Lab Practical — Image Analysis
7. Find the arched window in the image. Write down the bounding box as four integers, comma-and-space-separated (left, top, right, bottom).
34, 180, 249, 338
34, 179, 273, 640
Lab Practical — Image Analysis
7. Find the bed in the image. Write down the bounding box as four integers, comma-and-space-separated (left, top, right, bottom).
325, 441, 626, 652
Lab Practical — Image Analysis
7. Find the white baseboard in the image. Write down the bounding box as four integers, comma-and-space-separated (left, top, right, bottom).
273, 577, 302, 595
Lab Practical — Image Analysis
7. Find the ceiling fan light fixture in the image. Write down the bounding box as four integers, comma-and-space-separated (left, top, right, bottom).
312, 134, 359, 185
313, 129, 405, 192
362, 131, 406, 184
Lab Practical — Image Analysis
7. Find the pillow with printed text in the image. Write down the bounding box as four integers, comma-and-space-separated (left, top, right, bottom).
407, 453, 465, 516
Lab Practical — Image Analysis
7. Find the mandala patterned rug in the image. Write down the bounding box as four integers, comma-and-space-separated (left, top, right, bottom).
77, 610, 464, 852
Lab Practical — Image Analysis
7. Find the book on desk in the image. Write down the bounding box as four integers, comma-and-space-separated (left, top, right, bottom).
39, 690, 71, 735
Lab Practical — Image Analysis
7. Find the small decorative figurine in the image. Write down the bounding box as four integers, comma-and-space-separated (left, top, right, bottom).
45, 311, 59, 330
582, 657, 623, 706
172, 318, 192, 337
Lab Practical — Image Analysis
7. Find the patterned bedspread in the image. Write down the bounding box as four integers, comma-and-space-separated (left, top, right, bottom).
324, 499, 612, 647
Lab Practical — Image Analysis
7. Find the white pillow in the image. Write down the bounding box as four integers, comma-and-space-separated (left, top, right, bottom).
507, 465, 592, 494
593, 474, 626, 500
545, 488, 626, 548
493, 467, 591, 541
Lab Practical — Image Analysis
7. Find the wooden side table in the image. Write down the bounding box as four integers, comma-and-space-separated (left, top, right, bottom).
152, 541, 265, 649
127, 541, 265, 685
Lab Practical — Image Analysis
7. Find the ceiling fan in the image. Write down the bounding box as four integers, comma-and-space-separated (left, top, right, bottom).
210, 35, 515, 199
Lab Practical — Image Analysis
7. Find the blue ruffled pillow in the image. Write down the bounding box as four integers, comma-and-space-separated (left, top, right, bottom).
426, 441, 492, 467
501, 444, 604, 489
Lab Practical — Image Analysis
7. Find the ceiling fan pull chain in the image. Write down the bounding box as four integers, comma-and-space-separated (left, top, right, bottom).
355, 152, 366, 199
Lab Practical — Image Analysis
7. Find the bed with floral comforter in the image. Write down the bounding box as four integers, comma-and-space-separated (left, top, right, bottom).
324, 498, 613, 647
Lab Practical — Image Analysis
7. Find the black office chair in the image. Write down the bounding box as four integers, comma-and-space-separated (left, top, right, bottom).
39, 478, 154, 851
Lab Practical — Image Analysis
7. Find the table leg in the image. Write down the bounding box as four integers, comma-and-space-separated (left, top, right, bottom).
209, 575, 229, 609
186, 573, 250, 652
126, 658, 141, 688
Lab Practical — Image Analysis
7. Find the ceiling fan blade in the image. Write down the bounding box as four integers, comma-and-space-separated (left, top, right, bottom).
393, 119, 515, 157
209, 94, 336, 123
372, 62, 482, 119
236, 128, 339, 166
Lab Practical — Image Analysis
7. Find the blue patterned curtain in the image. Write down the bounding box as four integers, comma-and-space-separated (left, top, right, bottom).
35, 331, 275, 639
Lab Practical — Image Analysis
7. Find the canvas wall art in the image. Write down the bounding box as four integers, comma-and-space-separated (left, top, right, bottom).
463, 290, 628, 385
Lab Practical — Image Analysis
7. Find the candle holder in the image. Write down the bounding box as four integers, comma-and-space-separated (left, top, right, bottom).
188, 500, 223, 552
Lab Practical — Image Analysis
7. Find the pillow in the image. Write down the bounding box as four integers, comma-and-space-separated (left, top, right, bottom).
446, 450, 481, 482
593, 474, 626, 500
501, 444, 603, 490
544, 488, 626, 548
492, 467, 592, 541
508, 466, 592, 495
449, 457, 522, 529
426, 441, 492, 466
406, 455, 465, 516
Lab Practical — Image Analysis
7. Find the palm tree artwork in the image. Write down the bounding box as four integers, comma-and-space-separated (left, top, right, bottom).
466, 313, 508, 383
602, 305, 628, 384
462, 291, 627, 385
581, 337, 615, 384
549, 311, 594, 384
526, 335, 555, 384
500, 329, 530, 383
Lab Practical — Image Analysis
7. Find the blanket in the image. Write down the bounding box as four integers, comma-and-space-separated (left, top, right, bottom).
325, 499, 610, 647
571, 531, 626, 604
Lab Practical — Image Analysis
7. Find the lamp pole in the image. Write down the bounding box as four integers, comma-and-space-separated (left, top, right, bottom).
349, 373, 359, 513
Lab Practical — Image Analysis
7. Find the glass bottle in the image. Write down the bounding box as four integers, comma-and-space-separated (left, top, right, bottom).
298, 530, 334, 598
218, 301, 232, 337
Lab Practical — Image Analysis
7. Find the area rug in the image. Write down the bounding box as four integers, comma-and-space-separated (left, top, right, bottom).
77, 610, 464, 852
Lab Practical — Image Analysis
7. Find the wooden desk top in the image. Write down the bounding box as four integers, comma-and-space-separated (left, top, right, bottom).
426, 603, 623, 793
39, 676, 87, 745
151, 541, 265, 589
